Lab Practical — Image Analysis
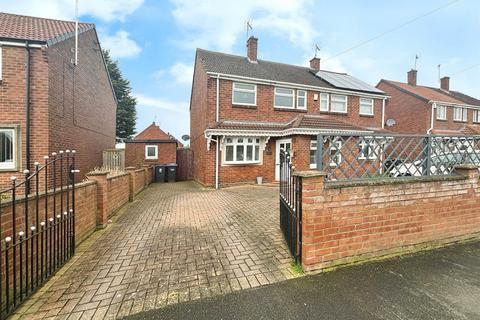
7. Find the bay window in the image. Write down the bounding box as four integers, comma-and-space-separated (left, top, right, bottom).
331, 95, 347, 113
320, 93, 329, 112
310, 139, 342, 168
474, 110, 480, 123
359, 98, 374, 115
0, 128, 16, 170
224, 137, 261, 164
436, 105, 447, 120
453, 107, 467, 122
232, 82, 256, 105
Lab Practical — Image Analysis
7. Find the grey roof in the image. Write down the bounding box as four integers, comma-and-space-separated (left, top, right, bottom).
316, 70, 384, 94
197, 49, 385, 95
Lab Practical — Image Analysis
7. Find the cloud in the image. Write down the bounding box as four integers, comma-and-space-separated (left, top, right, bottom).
153, 62, 194, 86
135, 94, 189, 114
1, 0, 144, 22
101, 31, 142, 59
170, 0, 317, 53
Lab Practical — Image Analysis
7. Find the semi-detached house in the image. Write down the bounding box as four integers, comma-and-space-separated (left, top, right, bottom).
190, 36, 389, 188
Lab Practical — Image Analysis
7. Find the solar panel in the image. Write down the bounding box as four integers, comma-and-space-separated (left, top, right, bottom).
316, 71, 384, 94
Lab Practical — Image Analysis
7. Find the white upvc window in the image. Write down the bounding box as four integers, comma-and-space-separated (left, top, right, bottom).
297, 90, 307, 110
274, 87, 295, 109
0, 128, 16, 170
436, 105, 447, 120
329, 140, 343, 167
331, 94, 347, 113
224, 137, 261, 164
319, 93, 329, 112
474, 110, 480, 123
359, 98, 374, 116
145, 145, 158, 160
232, 82, 257, 106
309, 140, 317, 169
358, 138, 379, 160
453, 107, 467, 122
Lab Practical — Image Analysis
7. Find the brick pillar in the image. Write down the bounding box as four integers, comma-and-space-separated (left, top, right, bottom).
87, 171, 109, 229
455, 164, 479, 179
293, 170, 327, 270
142, 165, 150, 187
125, 167, 136, 201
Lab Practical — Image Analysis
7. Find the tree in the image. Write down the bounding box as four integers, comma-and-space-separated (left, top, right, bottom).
103, 50, 137, 139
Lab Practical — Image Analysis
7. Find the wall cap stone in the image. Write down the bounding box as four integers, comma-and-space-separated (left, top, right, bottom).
293, 170, 327, 178
87, 171, 109, 176
325, 175, 466, 189
455, 164, 479, 170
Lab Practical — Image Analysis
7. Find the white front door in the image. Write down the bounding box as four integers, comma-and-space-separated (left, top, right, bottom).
275, 138, 292, 181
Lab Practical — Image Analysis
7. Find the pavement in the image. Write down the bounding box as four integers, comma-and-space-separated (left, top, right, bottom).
125, 240, 480, 320
13, 182, 295, 319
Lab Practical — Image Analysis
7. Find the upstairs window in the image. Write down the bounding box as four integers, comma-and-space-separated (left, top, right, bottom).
359, 98, 374, 115
232, 82, 256, 106
274, 88, 295, 109
453, 107, 467, 122
145, 145, 158, 160
297, 90, 307, 109
0, 128, 16, 170
474, 110, 480, 123
436, 105, 447, 120
331, 95, 347, 113
224, 137, 261, 164
319, 93, 329, 112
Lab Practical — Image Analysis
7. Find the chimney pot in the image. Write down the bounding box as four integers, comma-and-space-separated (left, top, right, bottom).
440, 76, 450, 91
309, 57, 320, 71
246, 36, 258, 62
407, 69, 417, 86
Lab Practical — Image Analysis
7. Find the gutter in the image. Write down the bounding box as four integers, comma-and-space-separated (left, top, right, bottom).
381, 97, 386, 129
427, 102, 435, 134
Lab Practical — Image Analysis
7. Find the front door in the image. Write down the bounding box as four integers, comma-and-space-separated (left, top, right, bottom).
275, 138, 292, 181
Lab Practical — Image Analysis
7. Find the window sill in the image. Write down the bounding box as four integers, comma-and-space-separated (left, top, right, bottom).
359, 114, 374, 118
145, 158, 158, 160
274, 108, 307, 113
0, 168, 18, 172
453, 120, 467, 123
222, 162, 262, 166
329, 111, 348, 116
436, 118, 447, 122
232, 104, 257, 109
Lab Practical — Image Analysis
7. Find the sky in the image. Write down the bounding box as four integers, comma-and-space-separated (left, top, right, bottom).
2, 0, 479, 141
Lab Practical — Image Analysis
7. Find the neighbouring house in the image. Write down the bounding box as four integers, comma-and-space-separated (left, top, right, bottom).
0, 12, 117, 188
190, 36, 389, 188
125, 122, 178, 168
377, 70, 480, 135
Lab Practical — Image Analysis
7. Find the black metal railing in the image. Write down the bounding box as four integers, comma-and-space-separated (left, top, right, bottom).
314, 134, 480, 181
0, 150, 77, 318
279, 150, 302, 263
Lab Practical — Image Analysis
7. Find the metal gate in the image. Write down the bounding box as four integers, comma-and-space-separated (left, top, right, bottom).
279, 149, 302, 263
0, 150, 77, 318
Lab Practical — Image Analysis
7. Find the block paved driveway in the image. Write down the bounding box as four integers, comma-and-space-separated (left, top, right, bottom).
15, 181, 295, 319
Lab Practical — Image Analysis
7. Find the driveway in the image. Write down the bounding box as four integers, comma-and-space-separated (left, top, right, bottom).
14, 182, 295, 319
126, 241, 480, 320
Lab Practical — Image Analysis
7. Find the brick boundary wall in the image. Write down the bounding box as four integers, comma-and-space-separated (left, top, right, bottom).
297, 164, 480, 272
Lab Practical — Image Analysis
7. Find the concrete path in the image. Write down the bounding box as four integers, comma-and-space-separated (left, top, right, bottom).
125, 241, 480, 320
14, 182, 295, 319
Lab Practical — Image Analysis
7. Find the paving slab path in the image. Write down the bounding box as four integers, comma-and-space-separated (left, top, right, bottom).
13, 182, 295, 319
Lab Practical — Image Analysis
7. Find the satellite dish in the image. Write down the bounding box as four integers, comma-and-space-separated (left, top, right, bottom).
386, 119, 396, 127
181, 134, 190, 141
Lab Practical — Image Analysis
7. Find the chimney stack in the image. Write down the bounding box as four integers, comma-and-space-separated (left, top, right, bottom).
407, 69, 417, 86
309, 57, 320, 72
440, 76, 450, 91
246, 36, 258, 62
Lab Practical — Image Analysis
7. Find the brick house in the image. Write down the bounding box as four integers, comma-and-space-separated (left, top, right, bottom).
0, 13, 117, 188
125, 122, 178, 168
190, 36, 389, 188
377, 70, 480, 135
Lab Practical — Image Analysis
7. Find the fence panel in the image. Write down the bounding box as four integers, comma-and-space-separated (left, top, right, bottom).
0, 151, 77, 318
315, 134, 480, 181
102, 149, 125, 172
176, 148, 193, 181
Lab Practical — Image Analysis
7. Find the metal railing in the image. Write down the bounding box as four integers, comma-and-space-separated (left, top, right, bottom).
102, 149, 125, 172
314, 134, 480, 181
0, 150, 77, 318
279, 150, 302, 263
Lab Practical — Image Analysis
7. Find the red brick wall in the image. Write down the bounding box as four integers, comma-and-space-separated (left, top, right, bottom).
47, 29, 116, 179
124, 142, 177, 168
0, 46, 50, 188
106, 173, 130, 217
300, 166, 480, 271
